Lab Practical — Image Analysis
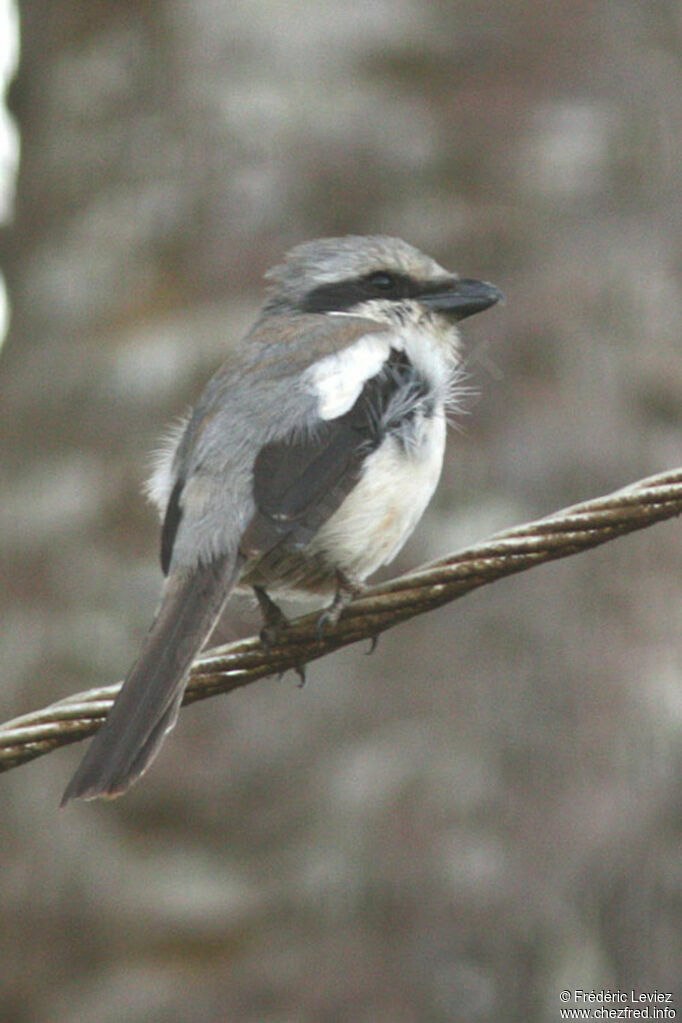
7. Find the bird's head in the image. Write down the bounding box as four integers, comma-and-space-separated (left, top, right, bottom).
262, 234, 502, 330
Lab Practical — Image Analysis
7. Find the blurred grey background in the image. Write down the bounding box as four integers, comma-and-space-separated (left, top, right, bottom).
1, 2, 681, 1021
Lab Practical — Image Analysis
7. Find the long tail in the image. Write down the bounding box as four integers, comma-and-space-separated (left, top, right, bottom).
61, 553, 240, 804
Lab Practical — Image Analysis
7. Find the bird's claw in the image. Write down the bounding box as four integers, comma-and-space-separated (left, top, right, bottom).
277, 663, 307, 687
254, 586, 289, 650
316, 570, 365, 641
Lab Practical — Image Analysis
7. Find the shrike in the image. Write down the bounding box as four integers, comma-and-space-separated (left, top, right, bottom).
62, 235, 501, 803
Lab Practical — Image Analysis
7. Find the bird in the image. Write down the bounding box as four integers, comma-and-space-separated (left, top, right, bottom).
61, 234, 502, 803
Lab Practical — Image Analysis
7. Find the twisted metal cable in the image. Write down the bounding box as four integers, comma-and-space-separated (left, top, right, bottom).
2, 466, 681, 774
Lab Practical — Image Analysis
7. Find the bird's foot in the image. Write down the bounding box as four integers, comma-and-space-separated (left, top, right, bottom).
316, 570, 366, 639
254, 586, 290, 650
256, 587, 307, 685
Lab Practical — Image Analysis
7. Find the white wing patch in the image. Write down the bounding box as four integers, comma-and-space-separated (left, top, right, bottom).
304, 332, 394, 420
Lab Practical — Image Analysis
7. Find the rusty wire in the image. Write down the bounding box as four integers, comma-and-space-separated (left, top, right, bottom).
2, 466, 681, 775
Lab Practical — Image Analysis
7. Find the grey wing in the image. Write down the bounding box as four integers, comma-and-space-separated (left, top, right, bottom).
158, 312, 390, 576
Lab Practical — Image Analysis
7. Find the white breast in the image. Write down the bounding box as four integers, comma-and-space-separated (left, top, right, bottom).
308, 409, 447, 580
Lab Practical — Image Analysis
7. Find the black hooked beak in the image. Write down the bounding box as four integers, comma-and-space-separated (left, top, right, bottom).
419, 277, 503, 322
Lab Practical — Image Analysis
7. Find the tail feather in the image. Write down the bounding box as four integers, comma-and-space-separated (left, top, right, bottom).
61, 553, 239, 804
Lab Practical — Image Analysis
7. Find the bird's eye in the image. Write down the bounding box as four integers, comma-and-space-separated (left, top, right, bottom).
366, 271, 398, 293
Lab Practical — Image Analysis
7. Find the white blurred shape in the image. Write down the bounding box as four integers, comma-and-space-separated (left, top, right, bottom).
0, 0, 19, 352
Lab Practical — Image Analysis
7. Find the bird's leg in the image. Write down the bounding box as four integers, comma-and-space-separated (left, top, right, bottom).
254, 586, 307, 686
254, 585, 290, 650
316, 569, 366, 638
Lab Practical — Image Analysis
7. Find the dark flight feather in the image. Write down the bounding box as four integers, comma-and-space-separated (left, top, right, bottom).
160, 478, 184, 576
